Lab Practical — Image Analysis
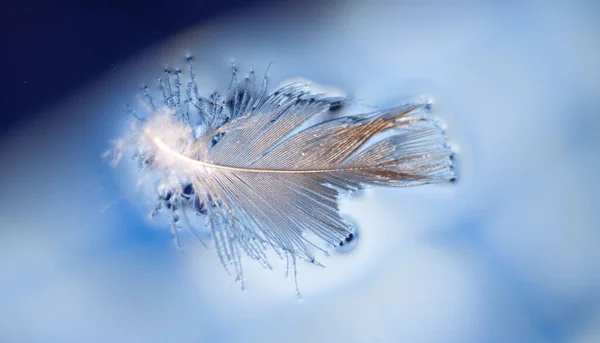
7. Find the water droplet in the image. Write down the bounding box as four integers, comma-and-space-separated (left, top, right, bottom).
336, 215, 359, 253
329, 101, 343, 112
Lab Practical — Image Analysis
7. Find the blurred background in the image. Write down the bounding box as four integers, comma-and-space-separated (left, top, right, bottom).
1, 0, 599, 342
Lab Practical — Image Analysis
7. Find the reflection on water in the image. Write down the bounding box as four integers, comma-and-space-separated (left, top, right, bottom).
1, 0, 599, 342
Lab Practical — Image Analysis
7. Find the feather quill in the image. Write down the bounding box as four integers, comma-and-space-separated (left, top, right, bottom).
111, 59, 455, 294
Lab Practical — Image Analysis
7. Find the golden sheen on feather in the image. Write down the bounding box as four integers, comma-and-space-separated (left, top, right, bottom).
109, 59, 456, 296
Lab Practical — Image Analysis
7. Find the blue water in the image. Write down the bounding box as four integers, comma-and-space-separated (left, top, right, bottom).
1, 1, 599, 342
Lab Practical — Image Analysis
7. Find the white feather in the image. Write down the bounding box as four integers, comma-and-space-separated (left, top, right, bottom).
110, 60, 455, 294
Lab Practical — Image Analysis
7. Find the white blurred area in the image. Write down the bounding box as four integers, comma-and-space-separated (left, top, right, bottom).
1, 0, 599, 342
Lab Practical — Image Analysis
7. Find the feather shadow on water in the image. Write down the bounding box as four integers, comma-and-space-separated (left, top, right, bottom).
108, 58, 456, 296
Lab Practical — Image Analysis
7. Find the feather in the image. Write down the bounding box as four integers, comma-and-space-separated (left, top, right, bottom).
111, 59, 455, 294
